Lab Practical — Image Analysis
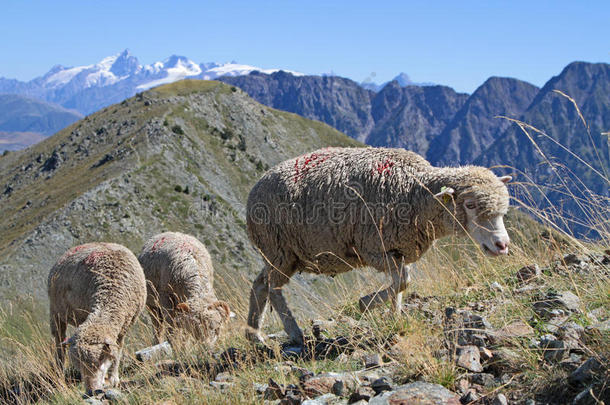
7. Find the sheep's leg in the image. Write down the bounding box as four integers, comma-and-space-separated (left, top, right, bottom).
246, 267, 270, 344
50, 314, 67, 369
108, 334, 124, 387
268, 274, 303, 345
359, 254, 412, 313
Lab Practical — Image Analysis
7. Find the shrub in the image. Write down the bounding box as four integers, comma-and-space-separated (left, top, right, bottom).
171, 125, 184, 135
174, 185, 183, 193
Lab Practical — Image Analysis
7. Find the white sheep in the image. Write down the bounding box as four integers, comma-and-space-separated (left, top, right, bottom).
245, 147, 511, 345
48, 242, 146, 394
138, 232, 231, 346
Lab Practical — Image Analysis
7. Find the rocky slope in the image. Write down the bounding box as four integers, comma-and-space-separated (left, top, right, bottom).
0, 80, 360, 302
426, 77, 539, 165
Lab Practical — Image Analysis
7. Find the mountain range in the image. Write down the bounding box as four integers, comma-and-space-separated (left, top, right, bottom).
0, 50, 304, 115
0, 94, 82, 151
1, 53, 608, 236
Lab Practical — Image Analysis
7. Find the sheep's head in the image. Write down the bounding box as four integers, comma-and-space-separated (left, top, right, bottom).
63, 327, 118, 394
436, 168, 511, 256
173, 300, 231, 345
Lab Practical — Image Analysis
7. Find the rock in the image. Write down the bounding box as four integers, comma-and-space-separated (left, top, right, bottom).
265, 378, 285, 400
540, 337, 567, 362
471, 373, 495, 387
209, 380, 233, 390
281, 392, 304, 405
572, 386, 595, 405
348, 386, 375, 403
560, 353, 583, 372
362, 353, 382, 369
83, 398, 103, 405
253, 382, 269, 395
368, 382, 460, 405
456, 378, 470, 394
493, 321, 534, 340
103, 389, 123, 402
371, 376, 393, 394
303, 393, 345, 405
534, 291, 581, 318
492, 393, 508, 405
332, 380, 345, 396
303, 373, 359, 397
281, 345, 303, 359
569, 357, 603, 385
479, 347, 494, 361
557, 321, 585, 350
136, 341, 173, 362
490, 281, 504, 292
460, 389, 479, 404
456, 346, 483, 372
516, 264, 541, 284
215, 371, 234, 382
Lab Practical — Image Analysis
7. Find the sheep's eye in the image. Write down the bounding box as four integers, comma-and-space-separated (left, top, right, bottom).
465, 201, 476, 210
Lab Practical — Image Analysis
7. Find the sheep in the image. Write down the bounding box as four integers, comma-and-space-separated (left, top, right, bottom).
48, 242, 146, 394
138, 232, 231, 346
246, 147, 511, 345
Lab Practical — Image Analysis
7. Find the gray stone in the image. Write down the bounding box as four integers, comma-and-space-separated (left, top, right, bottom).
215, 371, 234, 382
558, 321, 585, 350
209, 380, 234, 390
363, 353, 382, 369
135, 341, 173, 362
534, 291, 581, 318
490, 281, 504, 292
368, 382, 460, 405
456, 346, 483, 372
460, 389, 479, 403
572, 386, 595, 405
569, 357, 603, 385
253, 382, 269, 395
541, 338, 567, 362
83, 399, 103, 405
103, 389, 123, 402
516, 264, 541, 284
492, 393, 508, 405
302, 393, 346, 405
371, 376, 393, 394
348, 386, 375, 403
471, 373, 495, 387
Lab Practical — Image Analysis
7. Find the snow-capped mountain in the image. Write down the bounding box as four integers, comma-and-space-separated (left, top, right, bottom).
0, 50, 302, 114
361, 72, 435, 91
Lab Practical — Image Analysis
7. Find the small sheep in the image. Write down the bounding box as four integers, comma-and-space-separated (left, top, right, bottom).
48, 242, 146, 394
138, 232, 231, 346
246, 147, 511, 345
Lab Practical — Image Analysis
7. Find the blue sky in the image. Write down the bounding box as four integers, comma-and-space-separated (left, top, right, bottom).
0, 0, 608, 93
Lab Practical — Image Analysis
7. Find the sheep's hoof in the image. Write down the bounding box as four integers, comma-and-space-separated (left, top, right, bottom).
245, 330, 266, 345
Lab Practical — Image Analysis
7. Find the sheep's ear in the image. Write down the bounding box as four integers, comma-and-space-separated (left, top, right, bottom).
208, 301, 231, 320
175, 302, 191, 313
434, 187, 454, 203
498, 175, 512, 184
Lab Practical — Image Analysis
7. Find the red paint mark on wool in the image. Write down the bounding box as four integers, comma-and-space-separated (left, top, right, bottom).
59, 245, 86, 263
293, 150, 334, 182
179, 242, 193, 253
84, 251, 104, 266
373, 159, 395, 175
151, 237, 166, 252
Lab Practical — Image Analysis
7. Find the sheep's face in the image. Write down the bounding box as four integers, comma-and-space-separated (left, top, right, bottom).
438, 173, 511, 256
462, 199, 510, 256
66, 334, 117, 394
174, 301, 231, 345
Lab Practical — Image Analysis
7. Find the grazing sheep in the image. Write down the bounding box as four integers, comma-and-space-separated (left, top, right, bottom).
246, 147, 511, 345
138, 232, 231, 346
48, 242, 146, 394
